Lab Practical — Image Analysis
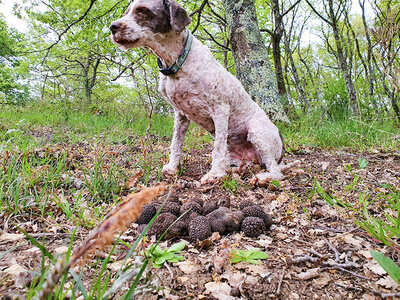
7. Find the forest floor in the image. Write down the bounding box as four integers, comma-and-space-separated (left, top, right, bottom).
0, 125, 400, 299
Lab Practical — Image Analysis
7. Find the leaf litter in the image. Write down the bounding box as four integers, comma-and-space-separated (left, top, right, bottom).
0, 141, 399, 299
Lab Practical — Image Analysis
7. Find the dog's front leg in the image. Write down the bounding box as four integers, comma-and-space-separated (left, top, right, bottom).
201, 105, 230, 184
162, 111, 190, 177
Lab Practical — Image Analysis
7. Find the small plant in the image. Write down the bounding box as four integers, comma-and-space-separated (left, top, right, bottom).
358, 158, 368, 169
230, 248, 268, 264
270, 180, 280, 189
146, 241, 186, 268
345, 173, 359, 191
222, 176, 239, 195
83, 157, 126, 203
312, 179, 400, 251
370, 250, 400, 285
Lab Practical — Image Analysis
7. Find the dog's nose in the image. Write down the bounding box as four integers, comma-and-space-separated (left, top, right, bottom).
110, 22, 121, 34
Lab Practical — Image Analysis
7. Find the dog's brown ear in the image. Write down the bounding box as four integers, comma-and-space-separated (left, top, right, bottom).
164, 0, 191, 32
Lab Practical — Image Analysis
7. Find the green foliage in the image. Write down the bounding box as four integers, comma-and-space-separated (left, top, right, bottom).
222, 176, 239, 195
83, 156, 127, 203
358, 158, 368, 169
355, 186, 400, 247
230, 248, 269, 264
0, 14, 30, 105
146, 242, 186, 268
312, 179, 400, 249
370, 250, 400, 285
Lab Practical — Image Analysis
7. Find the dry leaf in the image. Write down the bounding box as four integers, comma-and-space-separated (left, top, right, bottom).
0, 233, 24, 242
365, 261, 387, 276
314, 275, 330, 287
276, 192, 290, 203
220, 272, 246, 287
54, 246, 69, 255
4, 264, 26, 276
376, 276, 398, 289
342, 234, 363, 249
255, 235, 273, 247
296, 268, 320, 280
178, 276, 190, 284
320, 162, 330, 171
176, 261, 199, 274
204, 282, 234, 300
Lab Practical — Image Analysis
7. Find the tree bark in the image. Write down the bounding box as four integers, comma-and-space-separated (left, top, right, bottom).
223, 0, 287, 121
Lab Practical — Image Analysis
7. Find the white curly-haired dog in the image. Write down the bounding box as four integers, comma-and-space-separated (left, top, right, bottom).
110, 0, 300, 185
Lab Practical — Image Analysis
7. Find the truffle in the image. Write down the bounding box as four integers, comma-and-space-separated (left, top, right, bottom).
207, 207, 244, 234
136, 204, 157, 224
188, 216, 212, 241
203, 197, 231, 215
162, 201, 180, 216
241, 217, 266, 237
147, 212, 177, 239
203, 200, 218, 215
239, 200, 256, 210
242, 205, 273, 228
218, 197, 231, 208
180, 201, 203, 216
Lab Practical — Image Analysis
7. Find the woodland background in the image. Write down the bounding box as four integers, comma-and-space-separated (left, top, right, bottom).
0, 0, 399, 126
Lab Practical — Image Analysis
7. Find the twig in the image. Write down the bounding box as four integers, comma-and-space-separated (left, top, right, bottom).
276, 266, 286, 295
325, 240, 340, 262
335, 282, 400, 298
164, 262, 174, 281
334, 267, 369, 280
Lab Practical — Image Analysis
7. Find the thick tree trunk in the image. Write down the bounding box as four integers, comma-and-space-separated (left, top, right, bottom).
223, 0, 287, 121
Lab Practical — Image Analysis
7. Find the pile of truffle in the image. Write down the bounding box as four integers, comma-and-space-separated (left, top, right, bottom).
136, 197, 273, 242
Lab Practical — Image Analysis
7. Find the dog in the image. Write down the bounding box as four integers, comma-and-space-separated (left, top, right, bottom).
110, 0, 300, 185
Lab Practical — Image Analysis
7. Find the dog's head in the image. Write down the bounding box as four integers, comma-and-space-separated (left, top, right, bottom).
110, 0, 191, 50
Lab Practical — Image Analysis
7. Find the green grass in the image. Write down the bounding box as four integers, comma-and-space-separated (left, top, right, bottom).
279, 113, 399, 151
0, 103, 175, 148
2, 102, 398, 152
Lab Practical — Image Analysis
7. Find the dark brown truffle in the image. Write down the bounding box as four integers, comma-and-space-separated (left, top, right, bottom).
203, 200, 218, 215
241, 217, 266, 237
203, 197, 231, 215
207, 207, 244, 234
136, 204, 157, 224
188, 216, 212, 242
239, 200, 256, 210
242, 205, 273, 228
147, 212, 177, 239
180, 201, 203, 216
162, 201, 180, 216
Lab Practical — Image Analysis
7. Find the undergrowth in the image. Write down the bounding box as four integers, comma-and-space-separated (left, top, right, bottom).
1, 103, 399, 152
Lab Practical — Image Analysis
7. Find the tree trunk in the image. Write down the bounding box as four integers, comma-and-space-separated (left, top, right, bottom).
270, 0, 286, 97
223, 0, 287, 121
328, 0, 358, 115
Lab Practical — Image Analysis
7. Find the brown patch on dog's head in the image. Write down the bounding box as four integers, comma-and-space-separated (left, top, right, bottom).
110, 0, 191, 49
133, 2, 171, 33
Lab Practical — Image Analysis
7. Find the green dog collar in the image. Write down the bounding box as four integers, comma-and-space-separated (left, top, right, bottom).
157, 29, 193, 76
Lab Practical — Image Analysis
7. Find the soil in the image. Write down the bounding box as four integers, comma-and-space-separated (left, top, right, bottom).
1, 140, 400, 299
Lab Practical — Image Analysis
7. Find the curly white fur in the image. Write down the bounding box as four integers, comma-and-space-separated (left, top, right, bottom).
111, 0, 300, 185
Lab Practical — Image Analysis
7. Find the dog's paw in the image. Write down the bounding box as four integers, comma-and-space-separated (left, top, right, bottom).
200, 171, 224, 184
250, 171, 284, 187
162, 164, 178, 178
